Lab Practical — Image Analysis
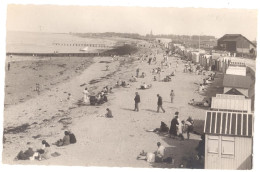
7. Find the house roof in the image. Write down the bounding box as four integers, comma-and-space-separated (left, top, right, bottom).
218, 34, 256, 47
211, 96, 251, 113
204, 111, 253, 137
223, 74, 252, 89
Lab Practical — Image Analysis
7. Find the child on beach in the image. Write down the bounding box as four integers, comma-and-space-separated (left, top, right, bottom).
170, 90, 175, 103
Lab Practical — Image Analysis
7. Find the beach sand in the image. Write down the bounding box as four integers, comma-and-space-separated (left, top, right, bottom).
3, 43, 217, 168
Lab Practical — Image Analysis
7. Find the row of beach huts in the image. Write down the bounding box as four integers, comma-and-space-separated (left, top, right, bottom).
171, 43, 255, 170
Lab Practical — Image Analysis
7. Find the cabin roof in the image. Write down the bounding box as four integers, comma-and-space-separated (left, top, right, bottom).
223, 74, 252, 89
204, 111, 253, 137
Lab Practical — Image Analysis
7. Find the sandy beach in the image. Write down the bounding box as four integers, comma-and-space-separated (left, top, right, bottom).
2, 42, 218, 168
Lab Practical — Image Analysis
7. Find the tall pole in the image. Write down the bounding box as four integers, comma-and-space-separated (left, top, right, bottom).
199, 34, 200, 53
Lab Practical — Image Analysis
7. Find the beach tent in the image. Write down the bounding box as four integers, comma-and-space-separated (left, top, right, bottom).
211, 95, 251, 113
204, 111, 253, 169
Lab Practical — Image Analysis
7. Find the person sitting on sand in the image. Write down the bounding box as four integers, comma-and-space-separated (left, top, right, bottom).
146, 121, 169, 133
15, 147, 36, 160
198, 84, 205, 92
205, 79, 213, 84
153, 76, 157, 81
121, 81, 126, 87
141, 72, 146, 78
96, 93, 102, 104
105, 108, 113, 118
155, 142, 165, 162
54, 131, 71, 147
137, 151, 155, 163
188, 99, 195, 105
38, 140, 51, 160
137, 142, 165, 163
130, 76, 137, 82
188, 99, 210, 107
203, 100, 210, 107
68, 131, 77, 144
140, 82, 147, 89
62, 131, 71, 146
103, 86, 108, 94
115, 81, 120, 88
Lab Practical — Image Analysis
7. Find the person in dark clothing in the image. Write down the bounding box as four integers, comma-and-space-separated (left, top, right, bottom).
196, 134, 205, 159
148, 57, 152, 65
16, 147, 35, 160
169, 112, 179, 138
157, 94, 165, 113
136, 68, 140, 77
69, 131, 77, 144
8, 62, 10, 71
153, 121, 169, 133
134, 92, 140, 112
186, 116, 194, 140
105, 108, 113, 118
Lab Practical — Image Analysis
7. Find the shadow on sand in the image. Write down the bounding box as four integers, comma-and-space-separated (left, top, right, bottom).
149, 134, 203, 169
144, 109, 158, 113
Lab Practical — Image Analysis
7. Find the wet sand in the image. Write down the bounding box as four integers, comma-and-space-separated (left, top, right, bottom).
3, 43, 215, 168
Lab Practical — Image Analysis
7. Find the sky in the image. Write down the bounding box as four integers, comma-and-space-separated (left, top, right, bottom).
6, 5, 257, 40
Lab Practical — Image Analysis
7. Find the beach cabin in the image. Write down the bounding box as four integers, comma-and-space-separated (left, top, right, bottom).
204, 111, 253, 169
211, 94, 251, 113
223, 74, 252, 97
191, 52, 200, 64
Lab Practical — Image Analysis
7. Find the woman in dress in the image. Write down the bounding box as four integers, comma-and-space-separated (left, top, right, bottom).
83, 87, 89, 104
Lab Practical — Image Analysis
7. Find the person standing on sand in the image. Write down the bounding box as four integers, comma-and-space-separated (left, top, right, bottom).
170, 90, 175, 103
83, 87, 89, 104
7, 62, 10, 71
134, 92, 140, 112
136, 68, 140, 77
157, 94, 165, 113
169, 112, 179, 138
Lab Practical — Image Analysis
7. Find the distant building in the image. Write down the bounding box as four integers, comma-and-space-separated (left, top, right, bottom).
155, 38, 172, 49
217, 34, 256, 55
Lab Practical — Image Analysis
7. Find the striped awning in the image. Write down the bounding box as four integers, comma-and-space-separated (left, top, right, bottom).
204, 111, 253, 137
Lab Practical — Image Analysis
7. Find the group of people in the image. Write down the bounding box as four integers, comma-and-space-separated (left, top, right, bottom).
15, 140, 52, 161
169, 112, 194, 140
137, 142, 171, 163
115, 80, 131, 88
83, 87, 109, 106
54, 131, 77, 147
16, 130, 77, 161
